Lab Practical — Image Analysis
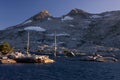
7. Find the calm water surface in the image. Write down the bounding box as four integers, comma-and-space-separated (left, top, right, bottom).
0, 58, 120, 80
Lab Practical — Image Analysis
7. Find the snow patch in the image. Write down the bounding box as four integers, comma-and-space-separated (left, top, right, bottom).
23, 20, 32, 24
47, 32, 70, 37
69, 24, 75, 27
48, 18, 52, 20
72, 38, 77, 41
84, 21, 91, 24
61, 16, 74, 21
91, 15, 102, 18
104, 13, 112, 17
24, 26, 46, 32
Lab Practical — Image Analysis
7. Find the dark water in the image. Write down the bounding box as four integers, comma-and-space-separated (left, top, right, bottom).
0, 58, 120, 80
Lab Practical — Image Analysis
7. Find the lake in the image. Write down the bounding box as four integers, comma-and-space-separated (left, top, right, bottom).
0, 57, 120, 80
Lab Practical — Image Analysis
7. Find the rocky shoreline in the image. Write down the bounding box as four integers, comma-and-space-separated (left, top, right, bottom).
0, 52, 55, 64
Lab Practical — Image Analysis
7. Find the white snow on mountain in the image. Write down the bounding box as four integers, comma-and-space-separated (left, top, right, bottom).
24, 26, 46, 32
84, 21, 91, 24
69, 24, 75, 27
61, 16, 74, 21
23, 20, 32, 24
48, 17, 52, 20
47, 32, 70, 37
103, 13, 112, 17
91, 15, 102, 18
71, 38, 77, 41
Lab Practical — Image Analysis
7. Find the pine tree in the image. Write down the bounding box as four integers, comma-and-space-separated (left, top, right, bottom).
0, 42, 14, 55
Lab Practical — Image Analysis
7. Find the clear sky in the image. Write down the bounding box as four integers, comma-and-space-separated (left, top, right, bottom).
1, 0, 120, 29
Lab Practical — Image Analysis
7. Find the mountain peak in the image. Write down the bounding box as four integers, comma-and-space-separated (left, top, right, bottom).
67, 8, 90, 16
32, 10, 51, 20
40, 10, 50, 15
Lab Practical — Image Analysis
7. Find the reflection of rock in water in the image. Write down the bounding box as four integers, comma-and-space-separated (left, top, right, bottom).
0, 57, 119, 80
95, 57, 118, 62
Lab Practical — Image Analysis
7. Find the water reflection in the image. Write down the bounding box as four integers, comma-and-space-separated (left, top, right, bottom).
0, 59, 120, 80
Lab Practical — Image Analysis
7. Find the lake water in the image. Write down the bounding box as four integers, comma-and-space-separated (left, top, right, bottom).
0, 57, 120, 80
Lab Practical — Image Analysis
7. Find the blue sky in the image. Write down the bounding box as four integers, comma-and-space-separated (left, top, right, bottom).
1, 0, 120, 29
